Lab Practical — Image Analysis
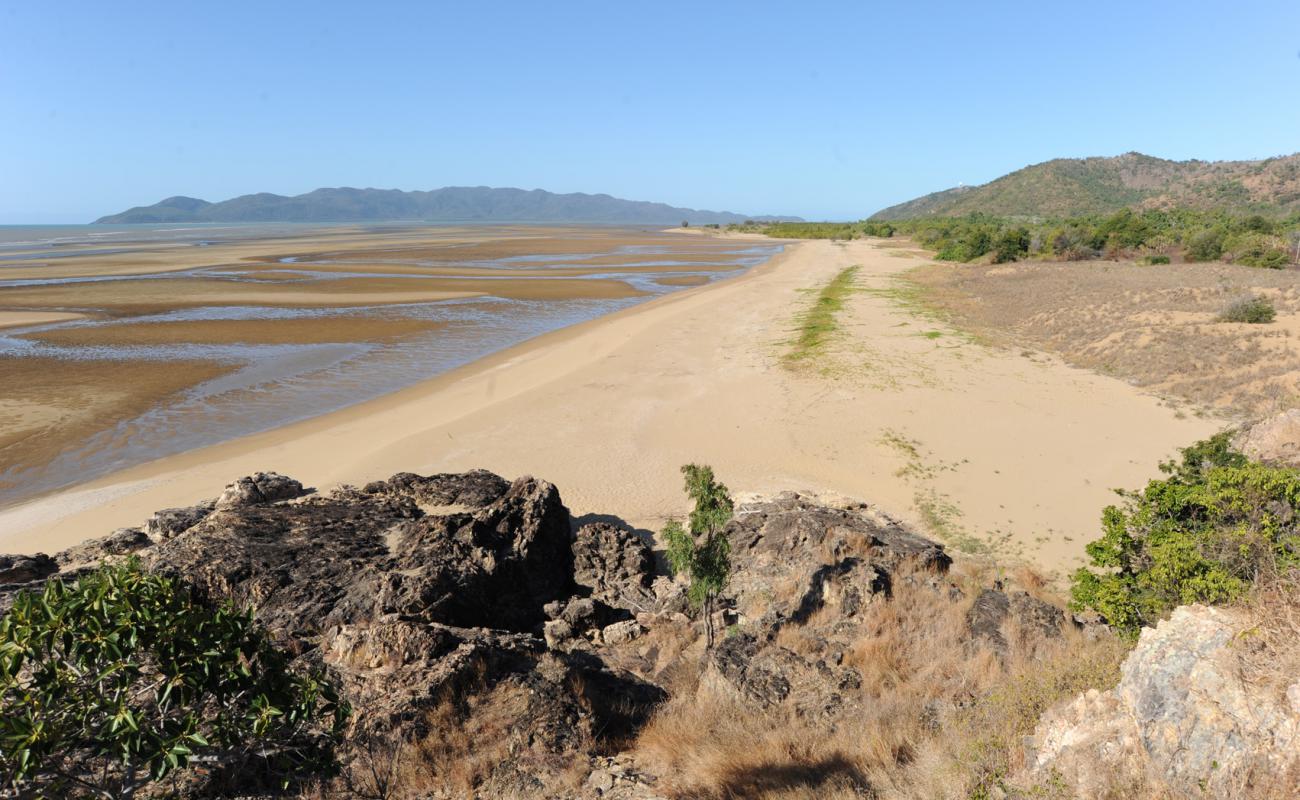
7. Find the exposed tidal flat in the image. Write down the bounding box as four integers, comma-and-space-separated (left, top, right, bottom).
0, 223, 781, 506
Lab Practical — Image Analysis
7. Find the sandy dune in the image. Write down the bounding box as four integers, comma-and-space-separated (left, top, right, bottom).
0, 237, 1220, 574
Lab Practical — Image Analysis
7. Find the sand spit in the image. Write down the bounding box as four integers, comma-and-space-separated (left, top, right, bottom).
0, 236, 1218, 573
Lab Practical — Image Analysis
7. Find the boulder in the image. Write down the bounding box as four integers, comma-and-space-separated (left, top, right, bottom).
1234, 408, 1300, 467
0, 553, 57, 586
965, 587, 1065, 656
1028, 605, 1300, 797
55, 528, 151, 567
214, 471, 310, 508
144, 502, 215, 540
601, 620, 645, 646
572, 522, 657, 611
361, 468, 511, 508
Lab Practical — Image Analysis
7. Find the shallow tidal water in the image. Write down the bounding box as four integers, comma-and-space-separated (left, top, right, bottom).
0, 224, 781, 506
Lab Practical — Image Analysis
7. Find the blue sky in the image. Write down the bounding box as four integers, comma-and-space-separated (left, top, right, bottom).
3, 0, 1299, 223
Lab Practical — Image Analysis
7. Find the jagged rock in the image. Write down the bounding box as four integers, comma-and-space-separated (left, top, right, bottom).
143, 474, 574, 637
724, 492, 950, 620
601, 620, 644, 646
710, 631, 862, 716
214, 471, 310, 508
0, 553, 57, 586
361, 468, 511, 508
1028, 605, 1300, 797
573, 522, 657, 611
1234, 408, 1300, 467
545, 596, 625, 635
967, 588, 1066, 656
144, 502, 215, 540
966, 588, 1012, 651
55, 528, 151, 567
544, 619, 575, 650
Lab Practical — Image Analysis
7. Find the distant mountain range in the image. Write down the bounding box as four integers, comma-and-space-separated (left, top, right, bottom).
871, 152, 1300, 220
94, 186, 800, 225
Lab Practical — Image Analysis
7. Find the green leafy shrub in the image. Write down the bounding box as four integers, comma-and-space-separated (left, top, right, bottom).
1226, 232, 1291, 268
992, 226, 1030, 263
663, 464, 734, 647
1070, 433, 1300, 635
1140, 254, 1171, 265
1186, 227, 1227, 261
1218, 295, 1276, 324
0, 559, 348, 798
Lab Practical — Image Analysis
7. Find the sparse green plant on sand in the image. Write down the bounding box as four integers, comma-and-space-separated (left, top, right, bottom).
662, 464, 734, 648
1070, 433, 1300, 635
0, 559, 348, 799
1218, 295, 1276, 324
785, 265, 860, 365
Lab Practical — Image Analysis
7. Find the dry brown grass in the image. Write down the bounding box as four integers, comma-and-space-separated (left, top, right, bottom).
908, 259, 1300, 418
633, 563, 1129, 800
1234, 568, 1300, 717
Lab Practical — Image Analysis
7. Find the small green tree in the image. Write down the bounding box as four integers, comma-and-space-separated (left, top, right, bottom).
0, 559, 349, 799
662, 464, 734, 648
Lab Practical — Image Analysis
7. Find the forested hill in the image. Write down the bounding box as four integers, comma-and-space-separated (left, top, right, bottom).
95, 186, 801, 225
872, 152, 1300, 220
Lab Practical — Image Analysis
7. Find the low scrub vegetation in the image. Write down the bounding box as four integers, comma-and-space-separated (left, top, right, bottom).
742, 207, 1300, 268
1070, 433, 1300, 635
635, 561, 1127, 800
0, 559, 347, 798
1219, 295, 1277, 324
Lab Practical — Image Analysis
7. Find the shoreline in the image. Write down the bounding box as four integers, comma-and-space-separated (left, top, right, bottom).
0, 233, 792, 542
0, 235, 1219, 572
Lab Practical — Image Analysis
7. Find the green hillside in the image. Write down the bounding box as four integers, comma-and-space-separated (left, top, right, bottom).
872, 152, 1300, 220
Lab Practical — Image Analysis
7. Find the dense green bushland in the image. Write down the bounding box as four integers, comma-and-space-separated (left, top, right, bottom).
740, 208, 1300, 268
0, 560, 347, 798
1070, 433, 1300, 635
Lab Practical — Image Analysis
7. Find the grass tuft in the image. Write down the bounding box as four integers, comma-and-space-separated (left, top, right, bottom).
784, 265, 861, 366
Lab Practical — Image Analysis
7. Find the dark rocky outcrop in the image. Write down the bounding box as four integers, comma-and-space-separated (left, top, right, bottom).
966, 586, 1066, 656
0, 553, 57, 586
0, 469, 666, 798
572, 521, 657, 612
0, 473, 1090, 798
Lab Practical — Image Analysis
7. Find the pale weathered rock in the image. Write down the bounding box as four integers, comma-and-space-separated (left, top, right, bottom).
1029, 605, 1300, 797
601, 620, 644, 646
1234, 408, 1300, 467
55, 528, 151, 567
214, 471, 310, 508
144, 502, 215, 540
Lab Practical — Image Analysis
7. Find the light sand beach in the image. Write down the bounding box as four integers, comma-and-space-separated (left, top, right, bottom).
0, 234, 1219, 573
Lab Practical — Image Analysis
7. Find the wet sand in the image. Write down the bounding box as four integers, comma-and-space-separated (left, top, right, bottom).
0, 224, 773, 506
0, 235, 1219, 575
0, 311, 86, 329
0, 358, 234, 494
26, 317, 448, 347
